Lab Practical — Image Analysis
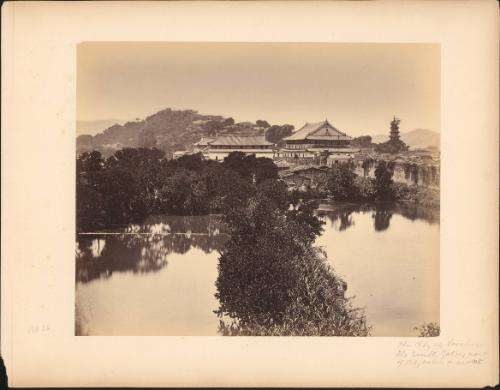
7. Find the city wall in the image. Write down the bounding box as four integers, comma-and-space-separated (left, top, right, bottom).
278, 156, 440, 190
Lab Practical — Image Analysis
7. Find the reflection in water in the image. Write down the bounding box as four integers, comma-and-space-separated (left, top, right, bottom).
90, 239, 106, 258
316, 202, 439, 336
327, 208, 355, 231
123, 214, 226, 235
373, 208, 393, 231
318, 202, 439, 232
396, 202, 440, 224
76, 204, 439, 336
76, 215, 228, 283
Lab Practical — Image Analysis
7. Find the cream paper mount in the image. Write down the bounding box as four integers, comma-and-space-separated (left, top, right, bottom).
1, 0, 499, 387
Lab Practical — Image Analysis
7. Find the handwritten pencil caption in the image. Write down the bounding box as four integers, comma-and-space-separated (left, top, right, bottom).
395, 339, 486, 368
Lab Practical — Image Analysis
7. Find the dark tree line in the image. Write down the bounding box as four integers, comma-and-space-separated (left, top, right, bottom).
202, 118, 235, 136
265, 124, 295, 144
325, 160, 395, 201
324, 159, 439, 207
76, 149, 278, 232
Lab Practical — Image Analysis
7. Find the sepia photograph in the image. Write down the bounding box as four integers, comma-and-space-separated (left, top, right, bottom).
2, 1, 498, 387
75, 42, 440, 337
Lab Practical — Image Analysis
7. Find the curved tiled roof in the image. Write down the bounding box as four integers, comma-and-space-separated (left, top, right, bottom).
284, 120, 352, 141
193, 137, 217, 146
209, 135, 274, 146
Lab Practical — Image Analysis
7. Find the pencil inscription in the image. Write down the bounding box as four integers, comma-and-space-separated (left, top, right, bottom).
395, 340, 486, 367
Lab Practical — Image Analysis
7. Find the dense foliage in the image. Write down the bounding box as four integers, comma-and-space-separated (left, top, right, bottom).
326, 162, 357, 200
256, 119, 271, 128
322, 160, 439, 206
76, 149, 278, 232
324, 161, 396, 201
215, 191, 369, 336
374, 160, 395, 199
351, 135, 374, 148
265, 124, 295, 144
375, 138, 409, 154
76, 109, 226, 157
391, 182, 440, 207
200, 117, 237, 136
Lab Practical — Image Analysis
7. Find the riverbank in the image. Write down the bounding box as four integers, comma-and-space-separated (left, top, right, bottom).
289, 182, 440, 209
280, 162, 440, 208
392, 183, 440, 208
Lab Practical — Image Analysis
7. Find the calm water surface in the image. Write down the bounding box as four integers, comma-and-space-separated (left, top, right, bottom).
75, 203, 439, 336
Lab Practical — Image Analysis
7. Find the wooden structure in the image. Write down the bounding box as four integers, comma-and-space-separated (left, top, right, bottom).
275, 120, 358, 162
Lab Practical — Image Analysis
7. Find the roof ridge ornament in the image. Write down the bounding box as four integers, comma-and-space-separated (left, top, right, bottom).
324, 120, 330, 135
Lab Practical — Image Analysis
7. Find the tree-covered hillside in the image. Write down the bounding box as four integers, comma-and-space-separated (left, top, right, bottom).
77, 108, 295, 158
77, 109, 226, 157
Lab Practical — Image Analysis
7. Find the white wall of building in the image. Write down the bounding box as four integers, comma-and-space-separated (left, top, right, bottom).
207, 149, 275, 161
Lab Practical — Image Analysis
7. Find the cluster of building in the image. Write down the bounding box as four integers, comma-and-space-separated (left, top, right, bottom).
175, 120, 359, 166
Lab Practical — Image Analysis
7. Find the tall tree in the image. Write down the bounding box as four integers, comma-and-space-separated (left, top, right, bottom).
256, 119, 271, 128
222, 117, 235, 127
76, 151, 105, 231
374, 160, 394, 199
265, 124, 294, 144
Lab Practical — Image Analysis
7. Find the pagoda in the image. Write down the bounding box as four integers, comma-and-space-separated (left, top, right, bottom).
375, 116, 409, 154
389, 116, 402, 142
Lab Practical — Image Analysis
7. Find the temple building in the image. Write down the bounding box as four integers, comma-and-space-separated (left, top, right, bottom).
275, 120, 358, 163
197, 134, 275, 161
192, 136, 217, 154
191, 136, 217, 159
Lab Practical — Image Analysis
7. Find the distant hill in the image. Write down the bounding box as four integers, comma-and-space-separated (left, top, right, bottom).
76, 108, 272, 157
77, 119, 127, 137
371, 128, 439, 150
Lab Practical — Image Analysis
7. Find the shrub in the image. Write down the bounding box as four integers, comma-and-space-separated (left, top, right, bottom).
326, 163, 357, 200
215, 192, 370, 336
391, 182, 414, 201
415, 322, 440, 337
391, 182, 440, 208
374, 160, 394, 199
353, 176, 377, 200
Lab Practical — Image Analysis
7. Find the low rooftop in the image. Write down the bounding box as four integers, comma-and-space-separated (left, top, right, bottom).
193, 137, 217, 146
285, 120, 352, 141
209, 134, 274, 146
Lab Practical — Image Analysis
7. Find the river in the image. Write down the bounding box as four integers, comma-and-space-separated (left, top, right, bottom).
75, 202, 439, 336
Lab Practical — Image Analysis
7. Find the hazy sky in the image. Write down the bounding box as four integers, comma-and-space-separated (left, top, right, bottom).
77, 42, 440, 136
